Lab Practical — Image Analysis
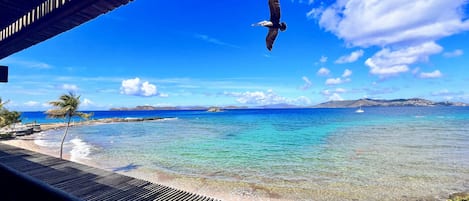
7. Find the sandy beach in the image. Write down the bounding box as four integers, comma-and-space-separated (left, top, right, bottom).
0, 124, 297, 201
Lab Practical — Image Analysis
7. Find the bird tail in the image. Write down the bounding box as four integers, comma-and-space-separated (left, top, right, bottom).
280, 22, 287, 31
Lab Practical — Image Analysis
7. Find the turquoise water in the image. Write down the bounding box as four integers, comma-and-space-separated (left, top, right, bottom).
27, 107, 469, 200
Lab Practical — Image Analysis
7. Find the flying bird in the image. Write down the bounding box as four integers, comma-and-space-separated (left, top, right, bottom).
253, 0, 287, 51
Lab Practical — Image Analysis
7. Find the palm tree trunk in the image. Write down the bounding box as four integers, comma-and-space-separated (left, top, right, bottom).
60, 116, 71, 159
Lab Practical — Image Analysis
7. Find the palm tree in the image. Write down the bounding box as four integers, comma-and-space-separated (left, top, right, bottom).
0, 97, 7, 108
46, 92, 88, 159
81, 112, 94, 124
0, 97, 14, 127
2, 111, 21, 127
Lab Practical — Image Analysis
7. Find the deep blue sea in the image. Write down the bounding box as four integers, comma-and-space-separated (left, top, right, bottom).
20, 107, 469, 200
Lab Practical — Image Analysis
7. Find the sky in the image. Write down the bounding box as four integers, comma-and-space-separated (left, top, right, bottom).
1, 0, 469, 111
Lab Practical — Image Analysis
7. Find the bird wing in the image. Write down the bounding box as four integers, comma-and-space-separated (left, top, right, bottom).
269, 0, 281, 25
266, 28, 279, 51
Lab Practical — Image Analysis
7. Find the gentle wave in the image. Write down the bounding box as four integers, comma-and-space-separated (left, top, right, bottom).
69, 137, 93, 162
34, 133, 57, 148
157, 117, 179, 121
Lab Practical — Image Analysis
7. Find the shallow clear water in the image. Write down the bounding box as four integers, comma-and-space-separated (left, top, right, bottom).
27, 107, 469, 200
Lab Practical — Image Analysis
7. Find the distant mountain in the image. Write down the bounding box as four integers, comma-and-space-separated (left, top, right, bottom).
314, 98, 468, 108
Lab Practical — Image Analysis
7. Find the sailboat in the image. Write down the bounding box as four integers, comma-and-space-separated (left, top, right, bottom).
355, 105, 364, 113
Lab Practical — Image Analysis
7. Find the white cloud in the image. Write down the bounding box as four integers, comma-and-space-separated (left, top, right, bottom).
364, 42, 443, 76
310, 1, 469, 47
224, 89, 311, 105
24, 101, 40, 107
335, 50, 364, 64
321, 88, 347, 96
61, 84, 79, 92
443, 49, 464, 58
419, 70, 442, 79
320, 56, 328, 63
325, 77, 350, 85
292, 0, 315, 4
317, 67, 330, 76
431, 89, 464, 101
342, 69, 352, 78
120, 77, 161, 97
141, 81, 157, 96
329, 93, 344, 101
300, 76, 313, 90
82, 98, 94, 107
321, 90, 331, 96
335, 88, 347, 93
309, 1, 469, 78
326, 78, 341, 85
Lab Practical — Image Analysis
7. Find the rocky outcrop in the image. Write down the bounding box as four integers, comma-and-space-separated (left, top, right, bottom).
207, 107, 222, 112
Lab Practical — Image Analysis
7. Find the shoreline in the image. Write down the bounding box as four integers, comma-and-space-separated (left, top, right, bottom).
36, 116, 167, 131
2, 119, 468, 201
1, 121, 295, 201
0, 134, 295, 201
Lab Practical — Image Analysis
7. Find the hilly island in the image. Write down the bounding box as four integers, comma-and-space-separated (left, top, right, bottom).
110, 98, 468, 111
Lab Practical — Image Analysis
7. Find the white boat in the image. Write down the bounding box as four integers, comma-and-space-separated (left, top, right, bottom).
355, 106, 364, 113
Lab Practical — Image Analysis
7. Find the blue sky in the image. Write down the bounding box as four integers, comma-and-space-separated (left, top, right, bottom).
1, 0, 469, 111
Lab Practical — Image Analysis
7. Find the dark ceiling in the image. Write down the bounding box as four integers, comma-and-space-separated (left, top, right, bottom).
0, 0, 46, 29
0, 0, 133, 59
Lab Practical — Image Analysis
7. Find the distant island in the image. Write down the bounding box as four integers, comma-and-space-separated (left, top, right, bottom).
110, 98, 467, 111
313, 98, 468, 108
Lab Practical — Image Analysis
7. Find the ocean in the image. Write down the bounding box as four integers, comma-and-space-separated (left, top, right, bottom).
21, 107, 469, 200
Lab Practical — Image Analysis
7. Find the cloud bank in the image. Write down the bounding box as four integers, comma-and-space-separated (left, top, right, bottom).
309, 0, 469, 47
224, 89, 311, 106
309, 0, 469, 76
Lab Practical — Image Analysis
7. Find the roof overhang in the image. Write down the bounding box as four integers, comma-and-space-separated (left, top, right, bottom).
0, 0, 133, 60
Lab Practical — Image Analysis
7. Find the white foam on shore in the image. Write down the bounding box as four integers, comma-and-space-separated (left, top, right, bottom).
158, 117, 178, 121
69, 137, 93, 162
34, 133, 58, 148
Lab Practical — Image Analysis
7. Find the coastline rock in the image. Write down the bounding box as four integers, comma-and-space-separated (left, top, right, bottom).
207, 107, 222, 112
448, 192, 469, 201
